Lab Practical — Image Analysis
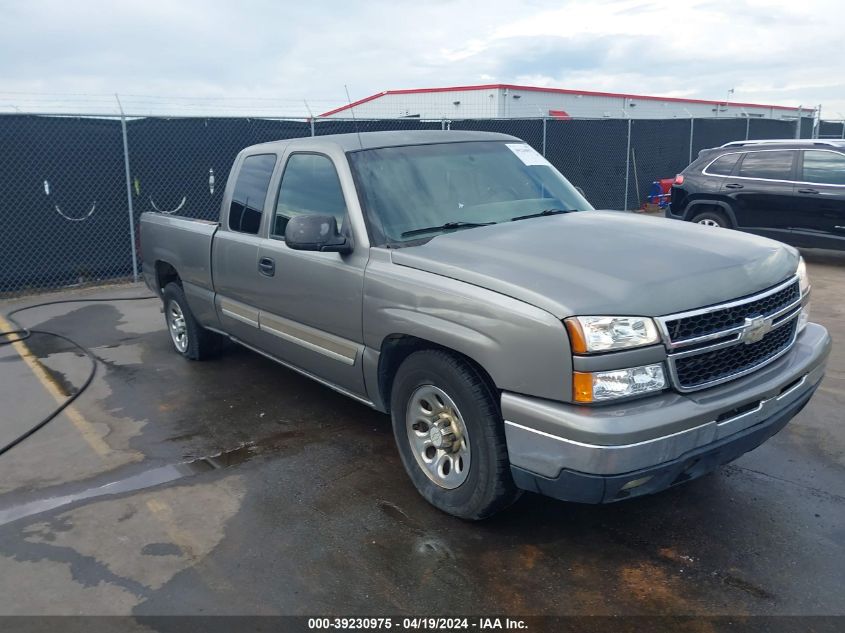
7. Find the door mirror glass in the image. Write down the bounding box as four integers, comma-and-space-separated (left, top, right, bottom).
284, 214, 351, 253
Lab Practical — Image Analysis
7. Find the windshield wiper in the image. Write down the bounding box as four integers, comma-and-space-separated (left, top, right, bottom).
401, 221, 496, 238
510, 208, 576, 222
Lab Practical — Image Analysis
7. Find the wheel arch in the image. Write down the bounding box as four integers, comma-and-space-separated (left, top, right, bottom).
683, 198, 737, 227
155, 260, 181, 293
374, 334, 499, 415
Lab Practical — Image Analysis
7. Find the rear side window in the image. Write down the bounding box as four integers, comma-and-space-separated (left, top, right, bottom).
706, 153, 741, 175
229, 154, 277, 234
272, 153, 347, 238
737, 151, 795, 180
802, 150, 845, 185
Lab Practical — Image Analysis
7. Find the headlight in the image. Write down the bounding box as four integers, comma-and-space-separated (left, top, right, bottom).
796, 257, 810, 296
796, 257, 810, 332
573, 364, 667, 403
565, 316, 660, 353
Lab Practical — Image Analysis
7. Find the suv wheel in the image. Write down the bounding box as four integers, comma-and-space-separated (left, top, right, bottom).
162, 283, 222, 360
690, 210, 730, 228
390, 349, 520, 520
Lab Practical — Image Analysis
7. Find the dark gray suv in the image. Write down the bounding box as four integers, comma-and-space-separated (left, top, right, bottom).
667, 139, 845, 251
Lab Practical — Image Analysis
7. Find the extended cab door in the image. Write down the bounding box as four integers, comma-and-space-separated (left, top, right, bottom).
211, 152, 278, 345
725, 149, 798, 243
791, 149, 845, 249
253, 151, 368, 398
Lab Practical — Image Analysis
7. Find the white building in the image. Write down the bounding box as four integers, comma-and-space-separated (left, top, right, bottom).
319, 84, 809, 121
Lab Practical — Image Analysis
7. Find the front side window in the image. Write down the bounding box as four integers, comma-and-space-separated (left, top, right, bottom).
348, 141, 593, 246
802, 150, 845, 185
737, 151, 795, 181
272, 153, 347, 238
229, 154, 277, 234
706, 153, 740, 176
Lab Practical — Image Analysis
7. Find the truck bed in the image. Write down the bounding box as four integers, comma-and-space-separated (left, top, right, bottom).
140, 212, 218, 295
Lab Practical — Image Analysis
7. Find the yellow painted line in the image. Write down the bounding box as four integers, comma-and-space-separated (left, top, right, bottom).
0, 314, 110, 457
146, 498, 200, 560
145, 498, 237, 592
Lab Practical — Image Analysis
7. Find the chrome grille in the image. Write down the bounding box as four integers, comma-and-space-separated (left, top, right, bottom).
657, 276, 803, 392
664, 281, 800, 342
674, 320, 797, 389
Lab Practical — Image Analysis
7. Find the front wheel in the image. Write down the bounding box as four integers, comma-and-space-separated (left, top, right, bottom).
390, 350, 520, 520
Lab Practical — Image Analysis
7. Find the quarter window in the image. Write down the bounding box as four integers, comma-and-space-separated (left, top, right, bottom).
228, 154, 277, 234
272, 154, 347, 238
706, 153, 740, 176
802, 151, 845, 185
737, 151, 795, 180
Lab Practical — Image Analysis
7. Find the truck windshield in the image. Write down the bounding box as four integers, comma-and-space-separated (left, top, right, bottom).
348, 141, 593, 246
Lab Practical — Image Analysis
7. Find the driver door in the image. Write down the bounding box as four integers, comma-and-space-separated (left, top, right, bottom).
254, 152, 368, 397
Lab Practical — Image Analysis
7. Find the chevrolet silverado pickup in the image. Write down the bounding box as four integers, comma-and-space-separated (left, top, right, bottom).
140, 131, 830, 520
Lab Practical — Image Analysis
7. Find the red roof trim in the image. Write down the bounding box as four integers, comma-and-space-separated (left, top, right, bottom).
318, 91, 389, 117
318, 84, 810, 116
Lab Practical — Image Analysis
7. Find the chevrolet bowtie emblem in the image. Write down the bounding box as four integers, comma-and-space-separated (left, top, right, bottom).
741, 315, 773, 344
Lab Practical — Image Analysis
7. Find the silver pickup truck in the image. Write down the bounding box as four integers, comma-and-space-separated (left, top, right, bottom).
140, 131, 830, 519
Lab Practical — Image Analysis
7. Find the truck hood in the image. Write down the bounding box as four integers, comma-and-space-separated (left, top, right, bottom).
390, 210, 799, 318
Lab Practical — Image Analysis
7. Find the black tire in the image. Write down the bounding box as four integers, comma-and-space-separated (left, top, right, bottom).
162, 282, 222, 360
390, 349, 520, 520
690, 209, 731, 228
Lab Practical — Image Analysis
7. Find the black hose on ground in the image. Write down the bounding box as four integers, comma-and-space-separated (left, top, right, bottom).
0, 295, 157, 456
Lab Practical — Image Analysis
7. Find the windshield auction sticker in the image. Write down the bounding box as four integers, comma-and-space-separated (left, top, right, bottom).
505, 143, 552, 166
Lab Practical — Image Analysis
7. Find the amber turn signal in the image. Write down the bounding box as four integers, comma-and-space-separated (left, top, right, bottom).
564, 317, 588, 354
572, 371, 594, 403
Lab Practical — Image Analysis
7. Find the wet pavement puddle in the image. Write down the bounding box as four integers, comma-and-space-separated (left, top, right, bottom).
0, 444, 255, 527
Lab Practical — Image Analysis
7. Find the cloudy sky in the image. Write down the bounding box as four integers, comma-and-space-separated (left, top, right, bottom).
0, 0, 842, 118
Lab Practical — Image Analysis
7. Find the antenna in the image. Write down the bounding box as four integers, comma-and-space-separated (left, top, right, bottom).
344, 84, 364, 149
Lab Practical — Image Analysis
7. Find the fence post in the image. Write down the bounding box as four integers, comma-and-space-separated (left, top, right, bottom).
624, 118, 632, 211
441, 118, 445, 131
310, 117, 315, 137
745, 116, 750, 140
542, 116, 547, 157
688, 118, 694, 164
115, 94, 139, 283
795, 106, 802, 139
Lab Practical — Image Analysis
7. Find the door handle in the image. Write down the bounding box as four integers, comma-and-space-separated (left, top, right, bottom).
724, 183, 744, 189
797, 188, 819, 194
258, 257, 275, 277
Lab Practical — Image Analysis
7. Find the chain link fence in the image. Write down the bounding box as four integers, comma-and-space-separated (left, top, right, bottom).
818, 119, 845, 139
0, 112, 821, 296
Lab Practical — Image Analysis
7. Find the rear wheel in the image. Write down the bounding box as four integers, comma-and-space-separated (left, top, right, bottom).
690, 209, 730, 228
162, 283, 222, 360
390, 350, 520, 520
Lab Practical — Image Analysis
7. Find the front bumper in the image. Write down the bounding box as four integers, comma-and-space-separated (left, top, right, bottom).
504, 322, 831, 503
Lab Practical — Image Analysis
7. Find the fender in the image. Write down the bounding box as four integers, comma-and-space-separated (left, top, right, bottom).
362, 251, 573, 409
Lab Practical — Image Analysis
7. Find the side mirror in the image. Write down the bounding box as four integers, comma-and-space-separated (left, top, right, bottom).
284, 214, 352, 254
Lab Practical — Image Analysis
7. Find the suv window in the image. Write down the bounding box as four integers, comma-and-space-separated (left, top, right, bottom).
737, 151, 795, 180
229, 154, 277, 234
272, 153, 347, 238
802, 150, 845, 185
706, 153, 741, 175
